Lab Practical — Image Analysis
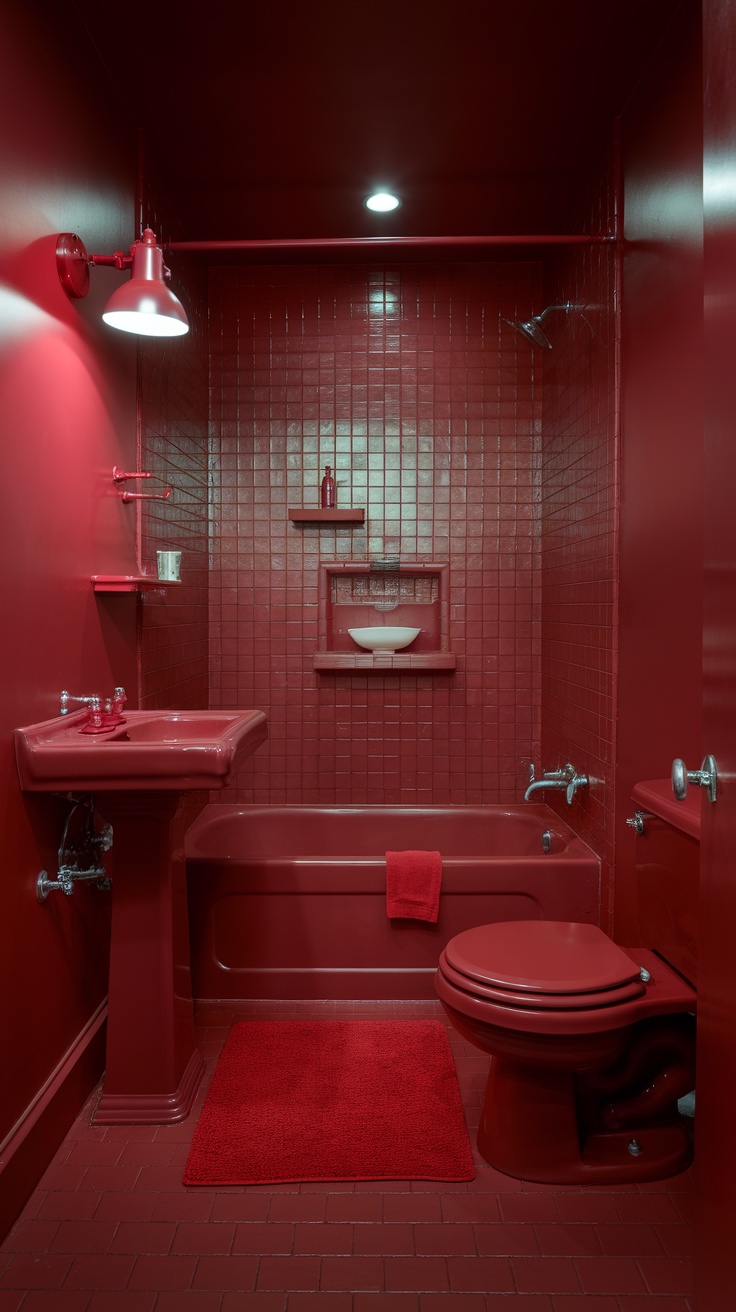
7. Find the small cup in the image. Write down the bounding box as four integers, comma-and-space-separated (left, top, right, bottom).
156, 550, 181, 582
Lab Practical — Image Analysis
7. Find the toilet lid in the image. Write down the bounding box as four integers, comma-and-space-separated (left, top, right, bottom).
438, 951, 646, 1010
444, 921, 642, 996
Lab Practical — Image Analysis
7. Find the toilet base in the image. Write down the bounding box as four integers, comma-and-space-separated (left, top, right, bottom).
479, 1054, 693, 1185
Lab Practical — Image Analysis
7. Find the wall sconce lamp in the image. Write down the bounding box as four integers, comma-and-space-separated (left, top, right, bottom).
56, 228, 189, 337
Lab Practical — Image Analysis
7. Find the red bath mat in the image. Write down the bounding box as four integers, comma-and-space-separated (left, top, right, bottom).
183, 1019, 475, 1185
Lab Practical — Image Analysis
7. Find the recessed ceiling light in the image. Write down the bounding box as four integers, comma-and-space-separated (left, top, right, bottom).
364, 192, 401, 213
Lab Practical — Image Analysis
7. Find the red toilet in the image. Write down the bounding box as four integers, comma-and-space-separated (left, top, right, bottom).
435, 794, 698, 1184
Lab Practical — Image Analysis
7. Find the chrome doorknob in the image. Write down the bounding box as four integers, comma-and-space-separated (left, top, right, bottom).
672, 755, 718, 803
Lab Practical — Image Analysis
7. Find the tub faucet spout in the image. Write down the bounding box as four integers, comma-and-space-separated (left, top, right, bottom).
524, 776, 569, 801
524, 763, 588, 806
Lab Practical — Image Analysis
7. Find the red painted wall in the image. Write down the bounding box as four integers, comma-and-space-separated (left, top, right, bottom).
616, 6, 703, 942
0, 2, 140, 1234
208, 261, 543, 805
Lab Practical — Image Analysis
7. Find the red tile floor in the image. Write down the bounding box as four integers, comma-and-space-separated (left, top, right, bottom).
0, 1001, 694, 1311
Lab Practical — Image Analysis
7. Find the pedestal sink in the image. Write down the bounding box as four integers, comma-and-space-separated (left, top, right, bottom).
15, 708, 267, 1124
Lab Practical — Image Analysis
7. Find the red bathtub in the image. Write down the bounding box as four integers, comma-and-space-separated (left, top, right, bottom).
185, 804, 600, 1000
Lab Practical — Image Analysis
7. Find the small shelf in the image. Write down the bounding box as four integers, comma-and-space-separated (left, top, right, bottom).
314, 652, 456, 673
288, 509, 364, 523
91, 575, 182, 593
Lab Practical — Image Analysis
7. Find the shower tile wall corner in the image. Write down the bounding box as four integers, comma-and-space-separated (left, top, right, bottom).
208, 262, 543, 806
138, 254, 210, 714
539, 158, 618, 920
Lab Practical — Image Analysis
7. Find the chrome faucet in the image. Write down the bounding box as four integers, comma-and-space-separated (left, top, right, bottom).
60, 686, 127, 731
524, 763, 588, 806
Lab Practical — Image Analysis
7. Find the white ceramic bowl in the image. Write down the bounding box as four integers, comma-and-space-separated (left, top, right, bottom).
348, 626, 421, 654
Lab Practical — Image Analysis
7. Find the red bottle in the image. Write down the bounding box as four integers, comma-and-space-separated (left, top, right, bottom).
321, 464, 336, 508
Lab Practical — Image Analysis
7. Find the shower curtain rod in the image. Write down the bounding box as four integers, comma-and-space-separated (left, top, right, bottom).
165, 234, 614, 253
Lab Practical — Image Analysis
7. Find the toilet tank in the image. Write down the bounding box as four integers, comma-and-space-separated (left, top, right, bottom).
631, 780, 701, 987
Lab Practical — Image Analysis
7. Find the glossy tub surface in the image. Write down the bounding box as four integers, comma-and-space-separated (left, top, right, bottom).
186, 804, 600, 999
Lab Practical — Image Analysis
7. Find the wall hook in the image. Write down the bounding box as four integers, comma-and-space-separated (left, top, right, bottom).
112, 467, 172, 503
113, 465, 151, 483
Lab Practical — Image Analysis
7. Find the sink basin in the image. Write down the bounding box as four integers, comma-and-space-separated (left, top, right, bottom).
348, 626, 421, 653
14, 709, 268, 792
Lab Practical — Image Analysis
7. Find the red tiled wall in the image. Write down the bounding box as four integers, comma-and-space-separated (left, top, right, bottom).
138, 255, 210, 712
538, 162, 618, 924
208, 261, 544, 805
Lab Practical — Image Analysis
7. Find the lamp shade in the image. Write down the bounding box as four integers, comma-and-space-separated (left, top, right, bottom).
102, 230, 189, 336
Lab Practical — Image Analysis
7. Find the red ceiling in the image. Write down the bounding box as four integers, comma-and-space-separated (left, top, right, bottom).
69, 0, 681, 241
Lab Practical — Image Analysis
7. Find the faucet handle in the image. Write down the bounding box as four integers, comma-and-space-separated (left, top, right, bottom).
83, 699, 104, 733
565, 770, 589, 805
100, 686, 128, 727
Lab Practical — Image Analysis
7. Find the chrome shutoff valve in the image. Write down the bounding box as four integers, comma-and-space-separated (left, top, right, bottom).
626, 812, 647, 835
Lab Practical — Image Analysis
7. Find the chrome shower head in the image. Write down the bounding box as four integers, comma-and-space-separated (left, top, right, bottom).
516, 316, 554, 350
502, 301, 583, 350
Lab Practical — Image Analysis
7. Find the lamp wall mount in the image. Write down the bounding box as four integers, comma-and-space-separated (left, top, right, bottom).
56, 228, 189, 336
56, 233, 93, 299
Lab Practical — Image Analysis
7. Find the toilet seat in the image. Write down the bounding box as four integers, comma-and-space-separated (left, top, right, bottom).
443, 920, 645, 1009
439, 951, 647, 1010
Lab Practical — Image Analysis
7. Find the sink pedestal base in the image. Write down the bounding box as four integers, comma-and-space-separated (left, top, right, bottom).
94, 792, 204, 1124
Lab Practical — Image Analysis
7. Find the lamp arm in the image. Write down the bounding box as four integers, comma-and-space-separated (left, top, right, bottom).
89, 250, 172, 280
88, 251, 132, 271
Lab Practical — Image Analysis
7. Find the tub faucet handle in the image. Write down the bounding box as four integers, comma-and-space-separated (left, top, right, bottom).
565, 768, 589, 806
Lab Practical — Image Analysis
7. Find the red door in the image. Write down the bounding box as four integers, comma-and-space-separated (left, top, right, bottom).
696, 1, 736, 1303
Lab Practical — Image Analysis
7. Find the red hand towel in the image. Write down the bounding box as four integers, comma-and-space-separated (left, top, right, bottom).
386, 850, 442, 922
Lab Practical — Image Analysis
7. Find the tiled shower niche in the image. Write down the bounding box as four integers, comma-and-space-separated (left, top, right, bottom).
315, 562, 456, 672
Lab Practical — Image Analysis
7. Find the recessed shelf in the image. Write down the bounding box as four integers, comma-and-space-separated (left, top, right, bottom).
314, 652, 456, 673
316, 562, 452, 672
91, 575, 182, 593
288, 509, 364, 523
